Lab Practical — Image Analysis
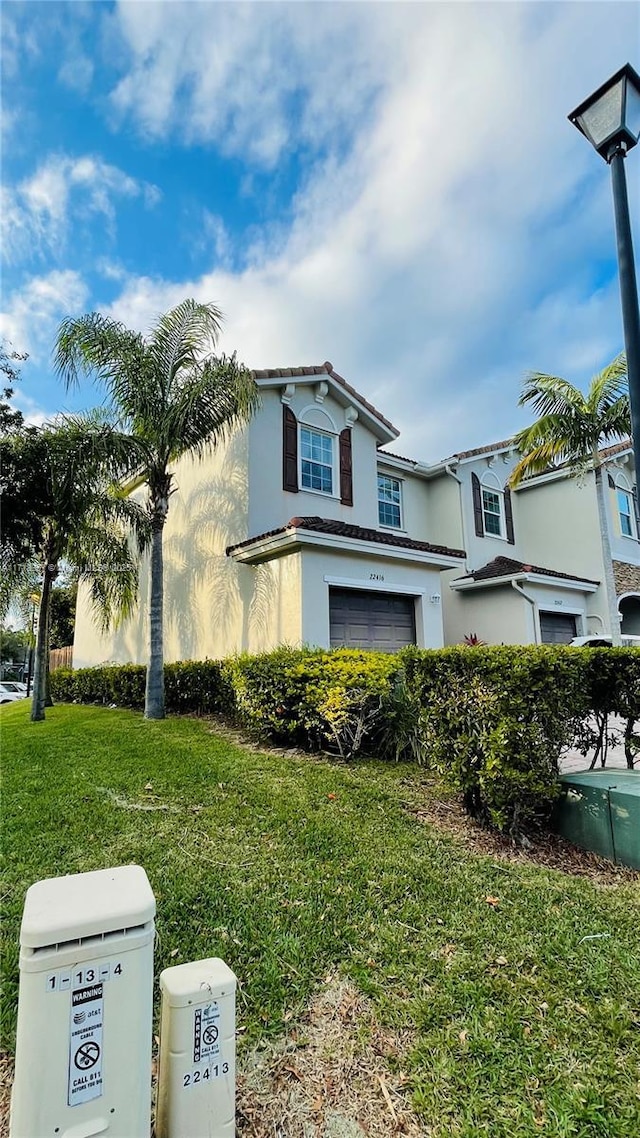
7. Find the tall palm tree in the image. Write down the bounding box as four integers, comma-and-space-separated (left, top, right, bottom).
54, 299, 259, 719
509, 354, 630, 646
1, 416, 148, 721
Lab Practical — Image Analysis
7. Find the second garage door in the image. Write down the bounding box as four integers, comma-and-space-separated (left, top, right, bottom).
329, 588, 416, 652
539, 611, 577, 644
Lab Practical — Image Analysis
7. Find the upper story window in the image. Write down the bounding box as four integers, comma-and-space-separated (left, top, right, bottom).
617, 486, 637, 538
300, 426, 333, 494
472, 469, 515, 543
283, 401, 353, 504
481, 486, 503, 536
378, 474, 402, 528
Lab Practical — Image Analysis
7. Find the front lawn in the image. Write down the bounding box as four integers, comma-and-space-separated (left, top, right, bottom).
2, 702, 639, 1136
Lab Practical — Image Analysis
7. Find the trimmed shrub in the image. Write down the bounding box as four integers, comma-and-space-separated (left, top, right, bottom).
229, 646, 399, 757
396, 646, 592, 834
50, 660, 234, 716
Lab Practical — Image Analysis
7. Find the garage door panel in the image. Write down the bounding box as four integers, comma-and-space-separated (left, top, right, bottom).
539, 612, 577, 645
329, 588, 416, 652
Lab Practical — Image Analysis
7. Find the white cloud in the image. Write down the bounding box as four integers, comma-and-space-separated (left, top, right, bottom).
99, 2, 637, 459
0, 270, 89, 362
8, 390, 50, 428
58, 52, 94, 94
2, 154, 161, 264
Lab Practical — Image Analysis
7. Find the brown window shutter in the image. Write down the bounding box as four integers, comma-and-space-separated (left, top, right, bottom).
283, 406, 298, 492
633, 487, 640, 530
339, 428, 353, 506
471, 472, 484, 536
504, 487, 515, 544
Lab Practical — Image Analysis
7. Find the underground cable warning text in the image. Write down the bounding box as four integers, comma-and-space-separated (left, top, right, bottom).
68, 982, 104, 1106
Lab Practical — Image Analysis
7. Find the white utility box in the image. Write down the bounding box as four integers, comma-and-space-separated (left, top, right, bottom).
10, 865, 156, 1138
156, 958, 236, 1138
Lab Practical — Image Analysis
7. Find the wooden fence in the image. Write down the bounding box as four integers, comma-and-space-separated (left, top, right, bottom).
50, 646, 73, 672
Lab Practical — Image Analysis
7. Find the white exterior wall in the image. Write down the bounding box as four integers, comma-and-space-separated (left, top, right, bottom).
424, 474, 465, 553
604, 454, 640, 569
300, 547, 446, 649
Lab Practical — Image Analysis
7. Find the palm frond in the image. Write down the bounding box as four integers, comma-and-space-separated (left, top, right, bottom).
518, 373, 586, 417
148, 299, 224, 403
164, 353, 260, 461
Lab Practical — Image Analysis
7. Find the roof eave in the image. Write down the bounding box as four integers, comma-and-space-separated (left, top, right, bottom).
229, 527, 465, 568
451, 572, 599, 594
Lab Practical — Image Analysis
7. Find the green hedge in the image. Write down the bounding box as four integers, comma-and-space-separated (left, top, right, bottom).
50, 645, 639, 837
51, 660, 234, 716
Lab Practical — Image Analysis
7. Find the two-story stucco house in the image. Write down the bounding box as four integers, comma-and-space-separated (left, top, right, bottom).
72, 363, 466, 668
427, 437, 639, 645
72, 362, 640, 666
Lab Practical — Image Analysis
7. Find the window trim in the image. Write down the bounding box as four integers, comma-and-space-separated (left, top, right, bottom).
480, 484, 505, 539
299, 424, 337, 497
377, 472, 403, 529
617, 486, 637, 539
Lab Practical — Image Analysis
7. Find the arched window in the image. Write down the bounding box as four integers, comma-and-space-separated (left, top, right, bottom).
298, 406, 338, 496
479, 470, 505, 537
614, 471, 637, 539
471, 469, 515, 542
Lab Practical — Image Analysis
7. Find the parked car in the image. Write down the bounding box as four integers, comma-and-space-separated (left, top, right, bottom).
0, 681, 28, 703
570, 635, 640, 648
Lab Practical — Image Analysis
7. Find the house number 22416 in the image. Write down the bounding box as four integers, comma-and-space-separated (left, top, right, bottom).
370, 573, 385, 581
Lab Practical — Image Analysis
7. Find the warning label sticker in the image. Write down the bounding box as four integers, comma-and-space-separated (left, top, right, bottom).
193, 1003, 221, 1063
68, 983, 104, 1107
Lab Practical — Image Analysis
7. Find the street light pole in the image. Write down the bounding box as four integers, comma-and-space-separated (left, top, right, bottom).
609, 144, 640, 472
568, 63, 640, 475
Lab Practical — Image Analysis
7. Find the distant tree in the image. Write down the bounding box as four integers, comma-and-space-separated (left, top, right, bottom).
1, 416, 148, 721
509, 354, 630, 645
49, 581, 78, 649
55, 298, 259, 720
0, 626, 29, 666
0, 340, 28, 433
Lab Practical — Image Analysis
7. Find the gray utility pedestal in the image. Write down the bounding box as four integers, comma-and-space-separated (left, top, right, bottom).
554, 769, 640, 869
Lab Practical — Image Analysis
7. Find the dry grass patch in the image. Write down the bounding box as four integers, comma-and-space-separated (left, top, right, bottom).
237, 975, 421, 1137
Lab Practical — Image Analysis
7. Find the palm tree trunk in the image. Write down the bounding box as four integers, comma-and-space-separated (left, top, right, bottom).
145, 516, 166, 719
594, 464, 622, 646
31, 565, 55, 722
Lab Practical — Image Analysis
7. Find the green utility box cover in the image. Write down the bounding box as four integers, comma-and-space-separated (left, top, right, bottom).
555, 770, 640, 870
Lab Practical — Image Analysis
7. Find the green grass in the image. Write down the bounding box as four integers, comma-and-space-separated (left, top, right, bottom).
2, 702, 640, 1137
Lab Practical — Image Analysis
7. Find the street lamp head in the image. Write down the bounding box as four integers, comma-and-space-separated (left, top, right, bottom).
568, 63, 640, 161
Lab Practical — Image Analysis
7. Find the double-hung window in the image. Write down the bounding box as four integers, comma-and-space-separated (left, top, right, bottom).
481, 487, 503, 537
378, 474, 402, 528
618, 488, 636, 538
301, 427, 333, 494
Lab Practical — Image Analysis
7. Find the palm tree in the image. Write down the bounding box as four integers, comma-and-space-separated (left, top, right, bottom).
509, 354, 630, 646
54, 299, 259, 719
1, 416, 148, 721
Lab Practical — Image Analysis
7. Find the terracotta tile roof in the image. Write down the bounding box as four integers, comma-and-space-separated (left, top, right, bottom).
599, 438, 632, 459
250, 361, 398, 435
450, 438, 515, 460
455, 555, 599, 586
377, 450, 418, 465
227, 516, 465, 560
444, 435, 631, 468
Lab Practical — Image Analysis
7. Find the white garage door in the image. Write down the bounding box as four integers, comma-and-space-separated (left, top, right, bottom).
329, 588, 416, 652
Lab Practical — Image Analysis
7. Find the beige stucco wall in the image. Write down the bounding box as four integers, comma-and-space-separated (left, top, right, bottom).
424, 474, 465, 552
73, 429, 303, 667
442, 573, 532, 645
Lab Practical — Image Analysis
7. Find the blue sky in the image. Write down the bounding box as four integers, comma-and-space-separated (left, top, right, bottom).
1, 1, 638, 459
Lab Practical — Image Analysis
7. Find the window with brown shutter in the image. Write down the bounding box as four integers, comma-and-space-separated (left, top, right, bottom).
504, 486, 515, 544
339, 429, 353, 506
471, 472, 484, 536
283, 406, 298, 492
